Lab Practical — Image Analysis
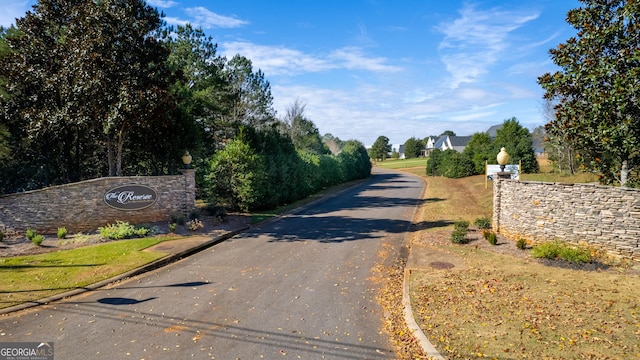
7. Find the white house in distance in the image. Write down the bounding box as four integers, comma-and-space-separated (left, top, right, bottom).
423, 135, 472, 156
391, 144, 405, 159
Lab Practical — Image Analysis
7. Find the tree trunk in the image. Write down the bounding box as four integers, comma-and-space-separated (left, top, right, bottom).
107, 136, 115, 177
620, 160, 629, 187
116, 126, 126, 176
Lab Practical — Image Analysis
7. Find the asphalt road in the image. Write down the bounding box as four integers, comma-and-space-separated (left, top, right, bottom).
0, 168, 425, 359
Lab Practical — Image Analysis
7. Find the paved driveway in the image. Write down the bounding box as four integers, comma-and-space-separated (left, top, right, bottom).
0, 169, 424, 359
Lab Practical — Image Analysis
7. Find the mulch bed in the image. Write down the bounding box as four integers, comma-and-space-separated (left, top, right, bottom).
0, 214, 251, 258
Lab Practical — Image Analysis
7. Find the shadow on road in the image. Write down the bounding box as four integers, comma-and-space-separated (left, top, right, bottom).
55, 300, 392, 359
245, 172, 448, 243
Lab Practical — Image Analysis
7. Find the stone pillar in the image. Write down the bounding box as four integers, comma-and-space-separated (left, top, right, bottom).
181, 169, 196, 216
492, 177, 502, 233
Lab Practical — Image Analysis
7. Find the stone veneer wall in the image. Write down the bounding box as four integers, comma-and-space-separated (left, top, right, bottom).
0, 170, 195, 235
493, 179, 640, 261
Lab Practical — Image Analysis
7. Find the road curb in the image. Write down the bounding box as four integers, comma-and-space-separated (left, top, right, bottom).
0, 228, 248, 316
403, 268, 445, 360
399, 170, 444, 359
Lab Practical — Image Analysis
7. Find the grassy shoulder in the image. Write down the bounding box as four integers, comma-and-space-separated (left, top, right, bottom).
384, 163, 640, 359
373, 158, 426, 169
410, 248, 640, 359
0, 237, 169, 309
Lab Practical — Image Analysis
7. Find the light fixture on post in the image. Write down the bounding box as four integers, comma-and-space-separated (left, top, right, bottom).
496, 147, 510, 178
181, 150, 192, 168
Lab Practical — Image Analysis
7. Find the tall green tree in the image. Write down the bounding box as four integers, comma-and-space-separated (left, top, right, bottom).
369, 135, 391, 161
0, 27, 14, 164
223, 55, 277, 132
493, 118, 539, 174
1, 0, 173, 180
440, 150, 474, 178
403, 136, 424, 159
538, 0, 640, 186
339, 140, 372, 180
426, 148, 444, 176
462, 132, 495, 174
161, 24, 230, 174
283, 99, 326, 155
0, 124, 8, 161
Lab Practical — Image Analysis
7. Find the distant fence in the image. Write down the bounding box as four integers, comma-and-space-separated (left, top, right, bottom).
493, 179, 640, 261
0, 170, 195, 235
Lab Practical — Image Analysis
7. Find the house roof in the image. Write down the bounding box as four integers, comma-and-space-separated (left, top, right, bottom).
486, 124, 502, 137
449, 136, 471, 147
433, 135, 472, 150
433, 135, 448, 150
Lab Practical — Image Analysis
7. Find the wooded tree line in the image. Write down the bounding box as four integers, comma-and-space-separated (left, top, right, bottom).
0, 0, 371, 211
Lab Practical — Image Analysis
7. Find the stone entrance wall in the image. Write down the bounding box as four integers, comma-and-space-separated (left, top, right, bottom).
493, 179, 640, 261
0, 170, 195, 235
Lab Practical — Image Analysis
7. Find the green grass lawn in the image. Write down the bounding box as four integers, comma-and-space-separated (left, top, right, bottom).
374, 158, 427, 169
0, 237, 171, 309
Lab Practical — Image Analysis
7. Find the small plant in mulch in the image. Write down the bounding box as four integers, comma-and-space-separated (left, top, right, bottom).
186, 218, 204, 231
451, 220, 470, 244
168, 223, 177, 233
474, 216, 492, 230
26, 229, 44, 246
516, 238, 528, 250
204, 204, 227, 223
188, 208, 201, 221
98, 221, 152, 240
170, 212, 185, 225
25, 228, 37, 241
531, 241, 592, 264
57, 227, 67, 239
483, 230, 498, 245
31, 234, 44, 246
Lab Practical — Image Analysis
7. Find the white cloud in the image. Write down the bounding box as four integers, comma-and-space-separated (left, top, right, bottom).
185, 7, 248, 29
449, 111, 497, 122
147, 0, 179, 8
162, 16, 189, 27
329, 47, 403, 73
222, 41, 333, 76
0, 0, 29, 27
437, 4, 539, 88
221, 42, 401, 76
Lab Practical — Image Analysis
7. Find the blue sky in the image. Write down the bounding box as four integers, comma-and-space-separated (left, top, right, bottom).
2, 0, 579, 146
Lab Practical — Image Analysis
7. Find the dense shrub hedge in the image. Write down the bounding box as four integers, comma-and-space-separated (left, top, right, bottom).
205, 127, 371, 211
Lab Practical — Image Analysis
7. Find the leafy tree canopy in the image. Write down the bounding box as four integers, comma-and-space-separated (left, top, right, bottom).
493, 118, 539, 174
283, 99, 326, 155
1, 0, 173, 181
462, 132, 494, 174
403, 137, 424, 159
370, 135, 391, 161
538, 0, 640, 186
